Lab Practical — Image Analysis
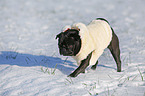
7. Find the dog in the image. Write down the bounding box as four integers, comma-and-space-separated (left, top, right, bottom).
56, 18, 121, 77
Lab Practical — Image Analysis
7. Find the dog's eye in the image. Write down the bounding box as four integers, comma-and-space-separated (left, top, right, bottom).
59, 44, 67, 48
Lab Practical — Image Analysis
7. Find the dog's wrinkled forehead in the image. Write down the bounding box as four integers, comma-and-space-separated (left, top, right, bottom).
56, 29, 79, 40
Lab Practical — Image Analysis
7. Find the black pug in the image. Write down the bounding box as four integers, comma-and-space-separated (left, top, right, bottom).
56, 18, 121, 77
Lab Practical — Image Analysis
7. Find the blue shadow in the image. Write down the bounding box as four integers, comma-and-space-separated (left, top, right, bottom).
0, 51, 76, 75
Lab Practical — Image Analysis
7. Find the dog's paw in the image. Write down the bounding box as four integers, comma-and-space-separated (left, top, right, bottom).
91, 65, 96, 70
117, 69, 121, 72
67, 73, 78, 77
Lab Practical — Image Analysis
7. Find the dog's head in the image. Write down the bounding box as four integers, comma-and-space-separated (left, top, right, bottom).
56, 29, 81, 56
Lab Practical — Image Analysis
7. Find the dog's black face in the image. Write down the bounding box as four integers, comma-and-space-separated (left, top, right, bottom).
56, 29, 81, 56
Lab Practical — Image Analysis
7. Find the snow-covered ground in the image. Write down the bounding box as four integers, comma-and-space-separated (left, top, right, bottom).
0, 0, 145, 96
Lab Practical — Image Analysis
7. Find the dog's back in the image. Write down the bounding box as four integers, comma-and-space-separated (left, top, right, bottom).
87, 19, 112, 50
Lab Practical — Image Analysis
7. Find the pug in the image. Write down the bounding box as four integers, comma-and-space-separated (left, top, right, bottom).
56, 18, 121, 77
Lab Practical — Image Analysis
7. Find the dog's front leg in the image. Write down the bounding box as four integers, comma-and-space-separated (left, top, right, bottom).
68, 52, 92, 77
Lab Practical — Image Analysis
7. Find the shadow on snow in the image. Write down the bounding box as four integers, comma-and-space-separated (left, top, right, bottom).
0, 51, 76, 75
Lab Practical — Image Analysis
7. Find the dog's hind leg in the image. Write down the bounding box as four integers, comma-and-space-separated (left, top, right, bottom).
108, 28, 121, 72
68, 52, 92, 77
91, 60, 98, 70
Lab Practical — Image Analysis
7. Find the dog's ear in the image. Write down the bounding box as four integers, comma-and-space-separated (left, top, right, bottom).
56, 32, 63, 39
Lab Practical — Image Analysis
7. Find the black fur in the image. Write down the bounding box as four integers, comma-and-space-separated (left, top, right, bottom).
56, 18, 121, 77
56, 29, 81, 56
68, 52, 92, 77
108, 28, 121, 72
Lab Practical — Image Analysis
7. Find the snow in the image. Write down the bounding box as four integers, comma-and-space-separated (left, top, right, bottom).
0, 0, 145, 96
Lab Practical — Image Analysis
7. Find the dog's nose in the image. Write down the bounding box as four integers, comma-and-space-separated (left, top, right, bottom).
59, 50, 62, 55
